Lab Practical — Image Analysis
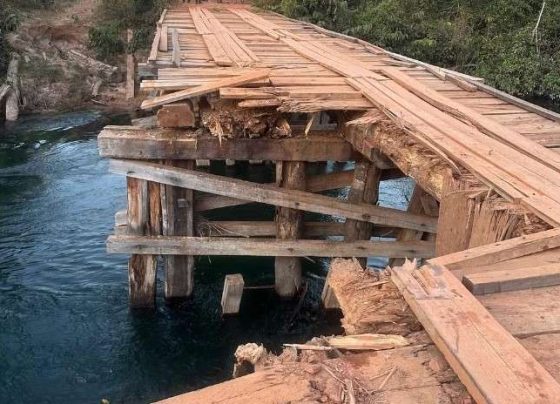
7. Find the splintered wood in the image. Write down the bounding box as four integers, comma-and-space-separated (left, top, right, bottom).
325, 258, 421, 335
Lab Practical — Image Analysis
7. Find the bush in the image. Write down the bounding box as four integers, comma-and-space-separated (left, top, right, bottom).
88, 23, 125, 61
254, 0, 560, 100
87, 0, 169, 60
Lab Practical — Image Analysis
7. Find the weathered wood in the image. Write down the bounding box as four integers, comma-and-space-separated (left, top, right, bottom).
141, 69, 271, 109
275, 161, 305, 297
195, 170, 355, 212
126, 29, 136, 100
221, 274, 244, 315
171, 28, 181, 67
156, 103, 195, 128
463, 263, 560, 295
127, 178, 157, 308
430, 228, 560, 271
480, 285, 560, 337
161, 160, 195, 299
5, 55, 19, 121
107, 236, 436, 258
344, 159, 381, 267
109, 160, 438, 233
326, 258, 421, 335
391, 260, 560, 403
196, 221, 397, 238
392, 186, 439, 267
98, 127, 356, 162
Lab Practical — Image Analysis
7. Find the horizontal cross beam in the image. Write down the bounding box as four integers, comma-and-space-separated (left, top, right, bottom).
109, 159, 438, 233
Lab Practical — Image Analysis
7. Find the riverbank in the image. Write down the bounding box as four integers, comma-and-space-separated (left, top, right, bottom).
2, 0, 140, 117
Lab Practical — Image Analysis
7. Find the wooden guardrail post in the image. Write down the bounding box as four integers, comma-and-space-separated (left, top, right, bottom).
275, 161, 306, 298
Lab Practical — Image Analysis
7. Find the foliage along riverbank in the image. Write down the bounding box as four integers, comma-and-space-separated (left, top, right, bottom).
256, 0, 560, 101
0, 0, 169, 115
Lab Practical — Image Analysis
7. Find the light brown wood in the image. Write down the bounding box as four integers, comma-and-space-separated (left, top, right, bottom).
463, 263, 560, 295
430, 228, 560, 271
195, 170, 355, 213
391, 260, 560, 403
107, 236, 435, 258
141, 69, 271, 109
109, 159, 438, 233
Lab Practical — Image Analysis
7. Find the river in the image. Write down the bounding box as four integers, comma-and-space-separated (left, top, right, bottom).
0, 110, 411, 403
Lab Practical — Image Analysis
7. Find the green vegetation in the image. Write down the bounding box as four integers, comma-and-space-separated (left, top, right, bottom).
255, 0, 560, 100
88, 0, 169, 62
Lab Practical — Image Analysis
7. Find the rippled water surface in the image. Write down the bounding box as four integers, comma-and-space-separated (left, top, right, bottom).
0, 110, 411, 403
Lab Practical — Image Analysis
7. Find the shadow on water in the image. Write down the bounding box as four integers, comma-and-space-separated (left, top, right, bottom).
0, 110, 412, 403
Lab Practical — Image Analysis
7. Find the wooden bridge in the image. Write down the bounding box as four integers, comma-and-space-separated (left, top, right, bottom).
98, 3, 560, 403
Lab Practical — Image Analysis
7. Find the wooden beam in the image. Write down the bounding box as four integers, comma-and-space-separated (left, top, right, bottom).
109, 160, 438, 233
391, 261, 560, 403
141, 69, 271, 109
463, 263, 560, 295
122, 219, 397, 238
157, 103, 195, 128
430, 228, 560, 271
98, 126, 357, 162
195, 169, 354, 212
107, 236, 435, 258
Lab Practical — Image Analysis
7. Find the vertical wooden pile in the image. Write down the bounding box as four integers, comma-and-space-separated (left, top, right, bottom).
344, 159, 381, 267
127, 178, 158, 307
162, 160, 196, 300
275, 161, 306, 297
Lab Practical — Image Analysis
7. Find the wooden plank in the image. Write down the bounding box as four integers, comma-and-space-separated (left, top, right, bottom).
463, 263, 560, 295
141, 69, 271, 109
480, 285, 560, 337
107, 235, 435, 258
98, 127, 356, 162
159, 24, 168, 52
379, 66, 560, 175
171, 28, 181, 67
430, 228, 560, 271
195, 169, 354, 213
109, 160, 438, 233
148, 26, 161, 62
391, 261, 560, 403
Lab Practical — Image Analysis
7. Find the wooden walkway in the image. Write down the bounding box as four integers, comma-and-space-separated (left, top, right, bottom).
98, 3, 560, 403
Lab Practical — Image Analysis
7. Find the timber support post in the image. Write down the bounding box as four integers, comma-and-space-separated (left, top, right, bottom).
162, 160, 196, 300
344, 159, 381, 267
275, 161, 306, 298
127, 177, 158, 308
